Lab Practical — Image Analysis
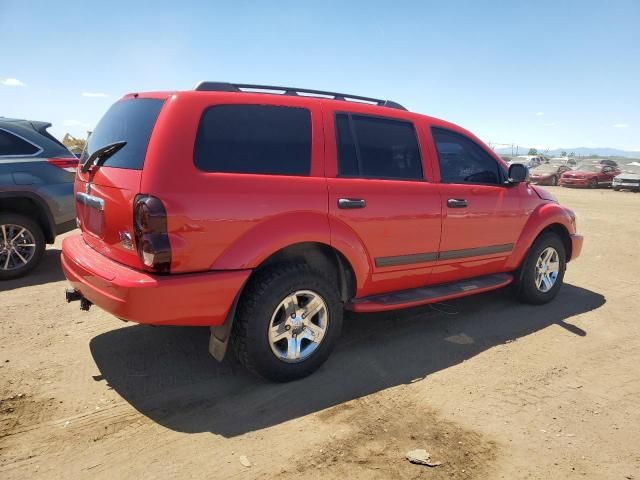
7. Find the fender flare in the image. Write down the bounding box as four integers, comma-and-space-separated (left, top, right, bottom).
210, 212, 373, 295
505, 202, 575, 270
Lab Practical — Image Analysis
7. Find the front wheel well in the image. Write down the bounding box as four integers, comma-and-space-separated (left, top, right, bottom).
251, 242, 357, 303
537, 223, 572, 261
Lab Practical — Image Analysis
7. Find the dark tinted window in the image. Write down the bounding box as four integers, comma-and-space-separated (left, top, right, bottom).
0, 129, 40, 156
336, 114, 422, 180
194, 105, 311, 175
81, 98, 164, 170
432, 128, 502, 184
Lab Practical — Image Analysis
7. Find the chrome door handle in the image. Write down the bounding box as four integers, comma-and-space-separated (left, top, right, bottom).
338, 198, 366, 209
447, 198, 468, 208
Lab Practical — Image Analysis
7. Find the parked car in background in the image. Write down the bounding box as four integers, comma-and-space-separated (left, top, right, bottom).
560, 162, 621, 188
550, 156, 577, 167
598, 159, 619, 167
529, 162, 572, 186
0, 118, 78, 279
61, 82, 582, 381
508, 155, 543, 169
612, 164, 640, 192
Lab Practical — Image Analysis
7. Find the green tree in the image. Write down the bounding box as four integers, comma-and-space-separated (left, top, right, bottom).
561, 150, 567, 157
528, 148, 538, 155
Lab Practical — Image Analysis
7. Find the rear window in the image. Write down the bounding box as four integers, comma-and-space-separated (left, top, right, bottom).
194, 105, 311, 175
0, 129, 40, 157
81, 98, 164, 170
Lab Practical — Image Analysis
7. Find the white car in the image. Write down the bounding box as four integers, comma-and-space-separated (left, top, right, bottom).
508, 155, 544, 169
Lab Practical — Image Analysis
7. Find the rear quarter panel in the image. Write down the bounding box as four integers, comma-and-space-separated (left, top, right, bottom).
141, 92, 330, 273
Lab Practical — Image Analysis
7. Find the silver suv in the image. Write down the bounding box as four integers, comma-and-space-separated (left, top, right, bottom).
0, 118, 77, 280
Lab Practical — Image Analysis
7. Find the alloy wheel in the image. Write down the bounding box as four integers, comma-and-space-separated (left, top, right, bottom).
535, 246, 560, 293
268, 290, 329, 363
0, 224, 37, 271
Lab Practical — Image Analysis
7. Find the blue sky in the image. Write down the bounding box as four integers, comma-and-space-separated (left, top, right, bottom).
1, 0, 638, 151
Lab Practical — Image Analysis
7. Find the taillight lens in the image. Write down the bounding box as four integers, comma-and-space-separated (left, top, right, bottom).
48, 157, 79, 172
133, 195, 171, 273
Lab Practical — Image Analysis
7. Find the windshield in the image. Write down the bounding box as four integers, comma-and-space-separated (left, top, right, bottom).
81, 98, 164, 170
621, 164, 640, 174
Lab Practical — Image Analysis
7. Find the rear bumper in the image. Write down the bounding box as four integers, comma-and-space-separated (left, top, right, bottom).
61, 234, 251, 326
570, 234, 583, 261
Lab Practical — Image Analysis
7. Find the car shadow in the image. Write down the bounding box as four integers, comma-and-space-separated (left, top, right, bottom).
90, 284, 604, 438
0, 248, 65, 291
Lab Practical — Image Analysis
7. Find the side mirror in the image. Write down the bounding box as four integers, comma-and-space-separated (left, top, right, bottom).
508, 163, 529, 184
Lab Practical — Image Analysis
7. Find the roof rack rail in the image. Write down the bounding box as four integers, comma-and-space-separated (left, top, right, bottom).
193, 82, 407, 111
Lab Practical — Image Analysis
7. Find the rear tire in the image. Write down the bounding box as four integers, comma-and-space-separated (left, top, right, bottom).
513, 232, 566, 305
613, 186, 620, 191
232, 263, 343, 382
551, 175, 558, 186
0, 214, 46, 280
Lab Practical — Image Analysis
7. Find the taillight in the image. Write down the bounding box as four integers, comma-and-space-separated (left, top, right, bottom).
48, 157, 79, 172
133, 195, 171, 273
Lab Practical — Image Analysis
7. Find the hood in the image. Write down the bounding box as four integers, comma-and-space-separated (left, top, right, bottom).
530, 185, 557, 202
615, 173, 640, 180
564, 170, 597, 177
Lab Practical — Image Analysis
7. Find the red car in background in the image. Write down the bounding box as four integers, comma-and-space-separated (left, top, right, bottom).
561, 163, 621, 188
529, 162, 572, 186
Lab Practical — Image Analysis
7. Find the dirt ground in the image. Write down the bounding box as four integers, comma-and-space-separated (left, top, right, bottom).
1, 186, 639, 479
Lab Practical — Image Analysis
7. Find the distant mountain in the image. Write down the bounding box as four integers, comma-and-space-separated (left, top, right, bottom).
494, 146, 640, 159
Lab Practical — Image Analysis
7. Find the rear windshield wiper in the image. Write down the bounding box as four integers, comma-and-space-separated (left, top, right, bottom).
81, 141, 127, 173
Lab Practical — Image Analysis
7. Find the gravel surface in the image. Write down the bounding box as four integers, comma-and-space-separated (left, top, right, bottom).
1, 186, 638, 479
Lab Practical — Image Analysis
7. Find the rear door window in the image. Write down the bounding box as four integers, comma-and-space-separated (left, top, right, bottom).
194, 105, 311, 175
0, 129, 40, 156
335, 113, 423, 180
432, 127, 502, 184
81, 98, 165, 170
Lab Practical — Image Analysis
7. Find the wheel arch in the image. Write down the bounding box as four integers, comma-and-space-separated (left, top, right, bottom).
0, 191, 56, 243
506, 203, 575, 270
248, 241, 357, 303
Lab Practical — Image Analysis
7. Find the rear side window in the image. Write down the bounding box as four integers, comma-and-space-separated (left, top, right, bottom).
335, 113, 423, 180
0, 129, 40, 156
81, 98, 165, 170
432, 128, 502, 184
194, 105, 311, 175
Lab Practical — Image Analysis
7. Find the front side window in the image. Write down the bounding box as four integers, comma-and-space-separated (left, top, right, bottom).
335, 113, 423, 180
194, 105, 311, 175
432, 127, 502, 184
0, 129, 40, 157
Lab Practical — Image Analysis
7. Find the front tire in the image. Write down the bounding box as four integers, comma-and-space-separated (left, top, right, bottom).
551, 175, 558, 186
0, 214, 46, 280
590, 178, 598, 189
513, 232, 566, 305
232, 264, 343, 382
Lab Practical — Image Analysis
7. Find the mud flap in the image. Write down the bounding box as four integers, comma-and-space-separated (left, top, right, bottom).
208, 293, 241, 362
209, 321, 233, 362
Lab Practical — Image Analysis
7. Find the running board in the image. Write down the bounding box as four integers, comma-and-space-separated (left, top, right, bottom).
347, 273, 513, 313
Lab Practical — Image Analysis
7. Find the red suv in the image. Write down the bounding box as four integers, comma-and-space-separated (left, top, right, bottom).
62, 82, 583, 381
